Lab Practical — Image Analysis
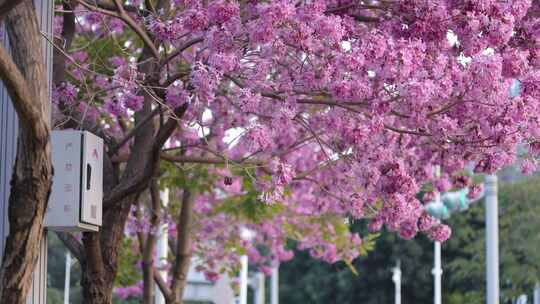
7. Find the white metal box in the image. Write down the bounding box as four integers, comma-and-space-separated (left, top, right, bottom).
44, 130, 103, 231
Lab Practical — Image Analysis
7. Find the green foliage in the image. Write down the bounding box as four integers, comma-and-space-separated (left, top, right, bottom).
216, 194, 284, 223
71, 25, 140, 77
444, 175, 540, 303
115, 238, 142, 287
280, 229, 434, 304
160, 161, 214, 194
47, 231, 83, 304
47, 288, 63, 304
112, 295, 140, 304
358, 232, 379, 256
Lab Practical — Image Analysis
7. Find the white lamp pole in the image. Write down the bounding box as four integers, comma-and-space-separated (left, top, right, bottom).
392, 261, 402, 304
271, 267, 279, 304
239, 255, 249, 304
155, 188, 169, 304
432, 177, 443, 304
433, 241, 442, 304
238, 227, 256, 304
485, 175, 499, 304
64, 251, 71, 304
255, 272, 265, 304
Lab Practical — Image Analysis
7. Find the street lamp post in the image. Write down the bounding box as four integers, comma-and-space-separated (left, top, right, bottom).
425, 168, 487, 304
239, 227, 255, 304
432, 179, 443, 304
485, 175, 499, 304
433, 241, 442, 304
271, 267, 279, 304
392, 260, 402, 304
254, 272, 265, 304
64, 251, 71, 304
239, 255, 249, 304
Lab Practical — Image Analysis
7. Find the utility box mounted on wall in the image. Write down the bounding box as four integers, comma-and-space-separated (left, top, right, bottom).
44, 130, 103, 232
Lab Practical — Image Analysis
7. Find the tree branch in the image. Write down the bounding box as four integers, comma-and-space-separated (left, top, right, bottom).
76, 0, 160, 59
113, 152, 265, 166
56, 232, 86, 264
89, 0, 140, 14
103, 102, 188, 206
108, 107, 162, 155
154, 271, 172, 301
0, 44, 48, 141
354, 15, 380, 22
141, 179, 162, 304
161, 154, 264, 166
383, 124, 432, 137
154, 103, 189, 150
53, 0, 76, 86
0, 0, 23, 20
111, 0, 159, 59
170, 189, 195, 301
160, 37, 204, 68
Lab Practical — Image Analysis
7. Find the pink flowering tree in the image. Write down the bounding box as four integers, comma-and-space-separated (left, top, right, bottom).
47, 0, 540, 303
114, 162, 372, 302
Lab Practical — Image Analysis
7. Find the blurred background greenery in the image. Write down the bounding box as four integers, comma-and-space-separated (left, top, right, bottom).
279, 175, 540, 304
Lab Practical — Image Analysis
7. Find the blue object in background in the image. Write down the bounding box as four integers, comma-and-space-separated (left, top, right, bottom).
510, 79, 521, 98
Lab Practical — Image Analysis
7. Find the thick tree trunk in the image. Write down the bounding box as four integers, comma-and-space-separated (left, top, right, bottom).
80, 180, 137, 304
81, 275, 115, 304
0, 1, 52, 304
80, 230, 120, 304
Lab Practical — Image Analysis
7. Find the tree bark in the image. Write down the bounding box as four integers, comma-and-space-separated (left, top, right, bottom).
0, 0, 23, 20
80, 45, 159, 304
0, 1, 52, 304
168, 190, 195, 304
142, 179, 162, 304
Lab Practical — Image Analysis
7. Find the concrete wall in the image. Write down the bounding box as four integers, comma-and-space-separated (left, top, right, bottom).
184, 262, 236, 304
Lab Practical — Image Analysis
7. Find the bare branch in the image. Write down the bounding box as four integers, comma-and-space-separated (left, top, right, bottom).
154, 103, 189, 149
109, 107, 161, 155
56, 232, 86, 264
354, 15, 380, 22
154, 271, 172, 300
161, 154, 264, 167
383, 124, 432, 137
162, 71, 190, 88
103, 102, 188, 206
160, 37, 204, 68
85, 0, 140, 14
0, 29, 48, 142
53, 0, 76, 86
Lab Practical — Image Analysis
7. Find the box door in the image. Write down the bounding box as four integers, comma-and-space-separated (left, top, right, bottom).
80, 132, 103, 226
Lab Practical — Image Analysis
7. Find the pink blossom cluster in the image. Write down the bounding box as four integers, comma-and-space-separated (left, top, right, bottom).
114, 281, 143, 300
